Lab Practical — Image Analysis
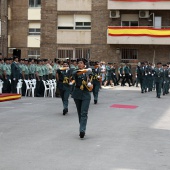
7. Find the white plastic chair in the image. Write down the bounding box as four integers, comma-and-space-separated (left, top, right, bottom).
42, 80, 50, 97
52, 79, 57, 93
24, 80, 31, 97
48, 80, 55, 98
29, 79, 36, 97
17, 79, 23, 94
0, 80, 3, 93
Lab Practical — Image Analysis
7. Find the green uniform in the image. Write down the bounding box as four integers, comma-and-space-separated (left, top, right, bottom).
22, 64, 29, 79
57, 68, 72, 114
0, 63, 3, 80
72, 69, 92, 134
92, 67, 101, 103
35, 65, 44, 97
11, 61, 20, 93
154, 67, 164, 98
105, 65, 112, 81
29, 64, 36, 79
162, 68, 169, 95
3, 63, 11, 78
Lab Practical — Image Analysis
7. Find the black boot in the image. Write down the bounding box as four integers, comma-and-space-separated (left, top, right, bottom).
79, 132, 85, 139
63, 108, 68, 115
94, 100, 97, 104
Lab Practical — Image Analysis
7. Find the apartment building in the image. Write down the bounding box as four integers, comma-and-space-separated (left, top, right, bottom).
1, 0, 170, 64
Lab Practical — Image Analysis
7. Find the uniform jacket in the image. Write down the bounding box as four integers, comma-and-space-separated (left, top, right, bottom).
11, 62, 20, 79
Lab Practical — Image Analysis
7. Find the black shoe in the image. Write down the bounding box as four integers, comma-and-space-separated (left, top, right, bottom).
163, 93, 165, 96
79, 132, 85, 139
63, 108, 68, 115
141, 90, 144, 93
157, 96, 160, 98
94, 100, 97, 104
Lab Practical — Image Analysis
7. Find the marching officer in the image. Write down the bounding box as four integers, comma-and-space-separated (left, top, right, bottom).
123, 62, 131, 87
72, 58, 93, 139
154, 62, 164, 98
104, 62, 114, 87
56, 61, 73, 115
92, 61, 102, 104
162, 64, 169, 95
117, 64, 124, 86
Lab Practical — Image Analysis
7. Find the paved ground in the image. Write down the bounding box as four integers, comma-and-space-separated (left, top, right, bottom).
0, 86, 170, 170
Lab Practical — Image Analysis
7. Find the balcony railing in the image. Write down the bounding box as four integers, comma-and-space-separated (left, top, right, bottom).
108, 26, 170, 37
107, 26, 170, 44
108, 0, 170, 10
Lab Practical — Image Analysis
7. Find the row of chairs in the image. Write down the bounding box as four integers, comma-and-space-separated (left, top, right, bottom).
20, 79, 57, 98
0, 79, 57, 98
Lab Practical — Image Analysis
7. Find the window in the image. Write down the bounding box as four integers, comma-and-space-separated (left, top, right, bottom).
57, 48, 90, 59
58, 15, 91, 30
121, 49, 138, 63
75, 48, 90, 59
29, 28, 41, 35
57, 49, 73, 59
75, 22, 91, 30
122, 21, 138, 26
121, 14, 139, 27
58, 15, 74, 30
28, 49, 40, 59
29, 0, 41, 7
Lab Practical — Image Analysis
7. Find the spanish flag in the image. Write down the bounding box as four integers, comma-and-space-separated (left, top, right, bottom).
108, 27, 170, 37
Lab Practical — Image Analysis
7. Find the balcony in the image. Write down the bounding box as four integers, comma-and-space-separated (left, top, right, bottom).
107, 26, 170, 45
108, 0, 170, 10
57, 30, 91, 44
28, 8, 41, 20
57, 0, 91, 11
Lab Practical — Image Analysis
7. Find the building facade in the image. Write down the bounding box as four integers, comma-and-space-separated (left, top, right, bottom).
0, 0, 170, 64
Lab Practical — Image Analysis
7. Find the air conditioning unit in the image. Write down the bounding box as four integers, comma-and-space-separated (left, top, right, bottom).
110, 10, 120, 18
139, 11, 149, 18
8, 48, 16, 54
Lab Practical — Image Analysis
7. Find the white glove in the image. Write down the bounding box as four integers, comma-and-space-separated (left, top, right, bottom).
169, 75, 170, 77
145, 73, 147, 76
136, 75, 137, 78
152, 74, 154, 76
87, 68, 92, 72
149, 72, 151, 74
13, 78, 16, 81
97, 76, 100, 78
113, 73, 116, 75
129, 73, 131, 76
87, 82, 92, 87
69, 82, 73, 85
120, 74, 122, 76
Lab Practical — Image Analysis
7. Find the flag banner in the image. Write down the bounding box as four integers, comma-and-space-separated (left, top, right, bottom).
108, 27, 170, 37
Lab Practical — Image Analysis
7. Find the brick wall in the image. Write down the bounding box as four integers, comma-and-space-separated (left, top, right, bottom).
0, 0, 8, 57
40, 0, 57, 59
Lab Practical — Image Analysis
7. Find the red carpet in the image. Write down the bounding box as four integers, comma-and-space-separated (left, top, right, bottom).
110, 104, 138, 109
0, 93, 21, 102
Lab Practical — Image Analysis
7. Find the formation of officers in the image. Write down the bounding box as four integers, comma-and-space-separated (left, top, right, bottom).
0, 56, 170, 138
0, 57, 170, 98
